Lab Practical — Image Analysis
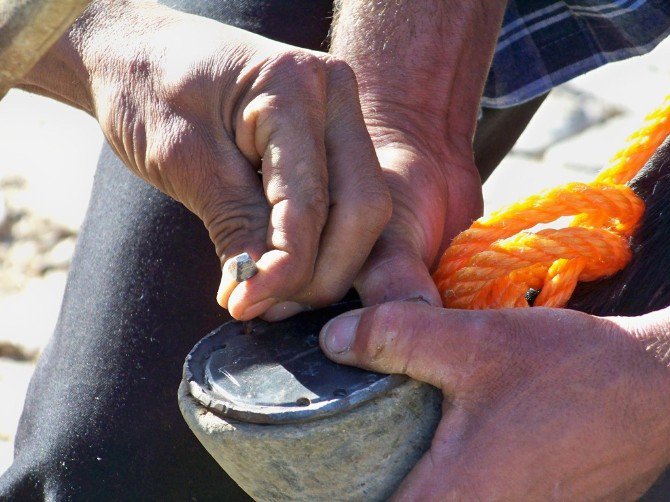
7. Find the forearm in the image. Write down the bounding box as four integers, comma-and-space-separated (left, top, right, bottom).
18, 0, 161, 114
330, 1, 507, 257
330, 0, 507, 157
19, 0, 112, 112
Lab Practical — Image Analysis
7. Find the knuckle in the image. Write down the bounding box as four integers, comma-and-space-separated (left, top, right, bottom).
200, 189, 268, 259
300, 186, 330, 223
161, 72, 204, 109
262, 51, 327, 99
247, 94, 284, 138
324, 57, 358, 89
159, 62, 225, 117
248, 90, 324, 142
322, 57, 361, 114
269, 182, 329, 230
354, 302, 403, 363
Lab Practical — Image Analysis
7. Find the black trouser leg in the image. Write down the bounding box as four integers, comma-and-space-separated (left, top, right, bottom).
473, 93, 549, 182
0, 2, 333, 501
0, 146, 250, 501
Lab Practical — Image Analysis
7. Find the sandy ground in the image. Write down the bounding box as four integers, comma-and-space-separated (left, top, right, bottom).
2, 37, 670, 477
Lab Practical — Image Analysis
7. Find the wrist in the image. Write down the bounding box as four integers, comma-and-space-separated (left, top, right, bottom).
17, 0, 124, 112
18, 0, 176, 114
363, 100, 482, 213
331, 0, 506, 157
17, 8, 93, 112
362, 97, 476, 173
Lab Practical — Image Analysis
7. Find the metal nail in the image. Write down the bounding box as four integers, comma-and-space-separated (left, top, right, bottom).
226, 252, 258, 282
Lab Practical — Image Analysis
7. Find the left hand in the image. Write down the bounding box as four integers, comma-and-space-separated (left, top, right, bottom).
328, 0, 507, 308
351, 117, 483, 308
19, 1, 393, 321
320, 301, 670, 499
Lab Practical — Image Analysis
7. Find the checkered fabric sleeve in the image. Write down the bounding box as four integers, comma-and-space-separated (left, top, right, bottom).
483, 0, 670, 108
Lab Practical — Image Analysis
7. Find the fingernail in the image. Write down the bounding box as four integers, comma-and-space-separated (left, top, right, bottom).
240, 297, 277, 320
322, 314, 360, 354
262, 301, 306, 321
402, 295, 434, 306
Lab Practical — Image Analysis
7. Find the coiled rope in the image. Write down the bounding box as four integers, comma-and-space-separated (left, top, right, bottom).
432, 95, 670, 309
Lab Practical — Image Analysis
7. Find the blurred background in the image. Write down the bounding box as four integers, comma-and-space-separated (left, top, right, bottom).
2, 37, 670, 474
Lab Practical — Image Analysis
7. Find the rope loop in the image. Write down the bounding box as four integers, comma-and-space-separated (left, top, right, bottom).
433, 95, 670, 309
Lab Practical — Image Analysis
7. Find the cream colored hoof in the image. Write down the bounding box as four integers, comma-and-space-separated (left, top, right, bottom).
178, 302, 442, 500
178, 378, 441, 501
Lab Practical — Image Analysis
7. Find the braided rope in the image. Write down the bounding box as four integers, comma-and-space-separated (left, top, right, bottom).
433, 95, 670, 309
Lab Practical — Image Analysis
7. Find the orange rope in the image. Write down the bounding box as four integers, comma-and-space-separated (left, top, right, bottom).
433, 95, 670, 309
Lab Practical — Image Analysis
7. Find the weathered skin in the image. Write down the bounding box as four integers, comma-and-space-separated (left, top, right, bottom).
568, 137, 670, 499
315, 137, 670, 500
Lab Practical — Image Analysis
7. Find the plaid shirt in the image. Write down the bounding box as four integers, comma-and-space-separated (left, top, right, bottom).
482, 0, 670, 108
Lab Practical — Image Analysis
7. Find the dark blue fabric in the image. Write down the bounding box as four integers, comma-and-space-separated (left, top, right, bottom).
0, 1, 332, 500
484, 0, 670, 107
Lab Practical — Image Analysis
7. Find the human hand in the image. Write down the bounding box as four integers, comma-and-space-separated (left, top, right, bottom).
329, 0, 509, 307
320, 302, 670, 499
352, 116, 483, 307
73, 2, 391, 320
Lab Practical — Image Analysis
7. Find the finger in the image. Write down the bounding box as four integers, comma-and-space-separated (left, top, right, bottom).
353, 149, 454, 308
144, 119, 269, 314
354, 236, 442, 308
229, 54, 330, 319
204, 173, 268, 313
264, 59, 392, 320
319, 301, 515, 393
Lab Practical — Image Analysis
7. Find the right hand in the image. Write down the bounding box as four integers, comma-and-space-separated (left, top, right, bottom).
320, 302, 670, 500
80, 3, 391, 320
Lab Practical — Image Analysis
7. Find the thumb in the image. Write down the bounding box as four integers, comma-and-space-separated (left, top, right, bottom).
190, 147, 271, 318
319, 301, 515, 394
354, 238, 442, 308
